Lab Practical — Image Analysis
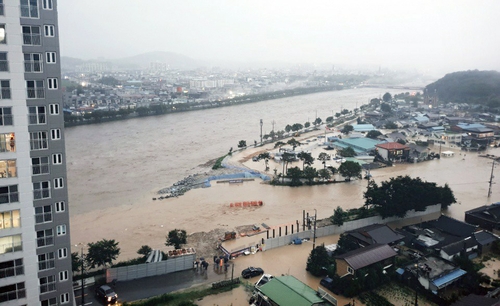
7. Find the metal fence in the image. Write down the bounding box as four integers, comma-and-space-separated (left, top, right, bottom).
263, 204, 441, 251
106, 254, 196, 283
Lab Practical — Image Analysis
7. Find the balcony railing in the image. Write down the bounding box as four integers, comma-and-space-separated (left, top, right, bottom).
27, 88, 44, 99
34, 188, 50, 200
20, 5, 38, 18
0, 265, 23, 279
32, 164, 49, 175
24, 60, 42, 73
23, 33, 41, 46
0, 114, 13, 126
0, 192, 18, 204
0, 89, 11, 99
36, 236, 53, 247
0, 60, 8, 72
28, 113, 46, 124
0, 288, 25, 302
0, 217, 21, 230
0, 241, 22, 255
0, 140, 15, 153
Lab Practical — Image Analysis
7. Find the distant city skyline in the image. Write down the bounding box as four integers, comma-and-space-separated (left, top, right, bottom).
58, 0, 500, 74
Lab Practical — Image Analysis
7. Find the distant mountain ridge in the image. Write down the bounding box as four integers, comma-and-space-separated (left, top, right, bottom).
425, 70, 500, 108
61, 51, 200, 70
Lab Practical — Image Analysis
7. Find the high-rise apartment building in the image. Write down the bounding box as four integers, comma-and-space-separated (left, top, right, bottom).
0, 0, 73, 305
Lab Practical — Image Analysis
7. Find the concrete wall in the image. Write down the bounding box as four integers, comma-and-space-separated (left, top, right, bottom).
263, 204, 441, 251
106, 254, 196, 283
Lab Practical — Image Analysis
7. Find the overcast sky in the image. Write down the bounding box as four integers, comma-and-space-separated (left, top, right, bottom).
58, 0, 500, 73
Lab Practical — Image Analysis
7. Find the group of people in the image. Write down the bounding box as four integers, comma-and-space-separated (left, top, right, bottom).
193, 258, 209, 272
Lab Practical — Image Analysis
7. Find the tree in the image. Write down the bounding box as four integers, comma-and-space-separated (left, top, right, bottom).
338, 161, 362, 181
318, 152, 329, 162
291, 123, 303, 132
364, 176, 457, 218
274, 141, 285, 149
303, 166, 317, 184
287, 166, 303, 186
335, 112, 341, 118
72, 252, 81, 273
335, 234, 360, 255
332, 206, 346, 226
306, 245, 333, 277
298, 152, 314, 170
86, 239, 120, 269
237, 140, 247, 148
166, 229, 187, 249
304, 121, 311, 128
318, 168, 331, 180
326, 116, 334, 123
384, 121, 398, 129
314, 117, 322, 126
281, 152, 296, 183
341, 124, 353, 135
137, 245, 152, 259
287, 138, 301, 150
366, 130, 382, 139
382, 92, 392, 102
285, 124, 292, 133
380, 102, 392, 113
339, 146, 356, 157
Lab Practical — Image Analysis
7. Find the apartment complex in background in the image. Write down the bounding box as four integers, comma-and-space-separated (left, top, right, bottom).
0, 0, 73, 305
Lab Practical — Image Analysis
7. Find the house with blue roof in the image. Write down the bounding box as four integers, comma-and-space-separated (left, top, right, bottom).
328, 137, 384, 155
352, 124, 376, 132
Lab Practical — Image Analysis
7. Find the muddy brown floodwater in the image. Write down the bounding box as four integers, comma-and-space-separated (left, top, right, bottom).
65, 88, 500, 304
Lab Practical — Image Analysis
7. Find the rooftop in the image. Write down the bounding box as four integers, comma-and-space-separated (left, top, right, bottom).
258, 275, 325, 306
375, 142, 409, 150
336, 244, 397, 270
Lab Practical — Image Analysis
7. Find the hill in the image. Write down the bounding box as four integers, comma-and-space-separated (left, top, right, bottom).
425, 70, 500, 108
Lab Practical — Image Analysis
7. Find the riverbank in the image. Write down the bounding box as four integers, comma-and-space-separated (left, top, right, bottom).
64, 85, 346, 127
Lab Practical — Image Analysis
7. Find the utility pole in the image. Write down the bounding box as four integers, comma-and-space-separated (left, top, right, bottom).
312, 209, 317, 250
80, 245, 85, 306
260, 119, 263, 144
488, 160, 496, 197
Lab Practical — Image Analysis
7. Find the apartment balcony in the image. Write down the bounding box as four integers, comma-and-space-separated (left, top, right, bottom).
27, 88, 44, 99
24, 60, 42, 73
22, 33, 41, 46
0, 241, 22, 255
28, 113, 46, 124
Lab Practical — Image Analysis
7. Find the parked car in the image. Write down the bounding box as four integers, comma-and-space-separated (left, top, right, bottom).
95, 284, 118, 304
241, 266, 264, 279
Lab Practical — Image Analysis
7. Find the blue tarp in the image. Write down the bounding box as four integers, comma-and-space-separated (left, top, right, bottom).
396, 268, 405, 275
432, 269, 467, 289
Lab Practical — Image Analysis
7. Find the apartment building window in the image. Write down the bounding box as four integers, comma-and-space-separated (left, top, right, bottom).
0, 210, 20, 230
42, 0, 53, 10
52, 154, 62, 165
0, 80, 10, 99
30, 131, 48, 150
33, 181, 50, 200
0, 133, 14, 153
22, 25, 41, 45
46, 52, 56, 63
0, 24, 5, 44
54, 177, 63, 189
36, 229, 53, 247
0, 160, 16, 178
20, 0, 39, 18
44, 25, 54, 37
24, 53, 42, 72
0, 185, 18, 204
50, 129, 60, 140
0, 234, 22, 254
59, 270, 68, 281
49, 103, 59, 115
47, 78, 57, 89
0, 282, 26, 302
56, 224, 66, 236
0, 259, 23, 279
55, 201, 65, 213
57, 247, 67, 259
32, 156, 49, 175
60, 293, 70, 304
0, 1, 4, 16
42, 297, 56, 306
26, 80, 44, 98
35, 205, 52, 223
0, 107, 13, 126
38, 252, 54, 271
0, 53, 7, 71
39, 275, 56, 293
28, 106, 46, 124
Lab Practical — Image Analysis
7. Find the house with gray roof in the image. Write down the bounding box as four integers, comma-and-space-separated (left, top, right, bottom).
335, 244, 397, 278
345, 224, 404, 247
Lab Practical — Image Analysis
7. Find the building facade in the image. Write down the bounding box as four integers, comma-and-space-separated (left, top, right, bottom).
0, 1, 73, 305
